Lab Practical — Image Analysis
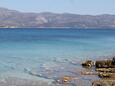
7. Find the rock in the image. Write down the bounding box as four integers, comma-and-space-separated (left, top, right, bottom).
98, 72, 112, 78
55, 76, 74, 84
92, 80, 115, 86
82, 60, 94, 68
112, 56, 115, 65
95, 60, 112, 68
81, 56, 115, 86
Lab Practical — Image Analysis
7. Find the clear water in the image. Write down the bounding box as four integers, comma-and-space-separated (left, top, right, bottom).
0, 28, 115, 80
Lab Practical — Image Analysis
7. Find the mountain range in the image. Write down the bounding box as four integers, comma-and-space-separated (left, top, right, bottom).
0, 7, 115, 28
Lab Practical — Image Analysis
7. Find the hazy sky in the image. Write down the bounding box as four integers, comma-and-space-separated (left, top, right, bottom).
0, 0, 115, 14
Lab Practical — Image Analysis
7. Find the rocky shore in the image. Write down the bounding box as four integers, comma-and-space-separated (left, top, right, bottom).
0, 59, 96, 86
1, 56, 115, 86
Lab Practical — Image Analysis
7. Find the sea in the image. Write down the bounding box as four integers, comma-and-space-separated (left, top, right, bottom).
0, 28, 115, 85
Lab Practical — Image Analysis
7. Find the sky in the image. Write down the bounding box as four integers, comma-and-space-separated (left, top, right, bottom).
0, 0, 115, 15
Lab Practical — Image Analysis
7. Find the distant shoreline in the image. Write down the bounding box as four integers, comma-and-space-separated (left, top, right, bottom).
0, 27, 115, 29
1, 7, 115, 28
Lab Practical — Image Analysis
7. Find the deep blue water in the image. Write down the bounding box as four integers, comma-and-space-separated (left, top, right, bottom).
0, 28, 115, 79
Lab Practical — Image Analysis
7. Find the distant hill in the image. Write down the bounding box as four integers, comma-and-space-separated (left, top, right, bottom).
0, 7, 115, 28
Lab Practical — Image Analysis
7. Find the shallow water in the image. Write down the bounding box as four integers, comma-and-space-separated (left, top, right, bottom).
0, 28, 115, 85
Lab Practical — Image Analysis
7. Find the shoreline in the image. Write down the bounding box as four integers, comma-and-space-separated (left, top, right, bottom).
0, 27, 115, 29
1, 55, 113, 86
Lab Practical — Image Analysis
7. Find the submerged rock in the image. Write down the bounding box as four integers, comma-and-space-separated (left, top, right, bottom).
54, 76, 75, 84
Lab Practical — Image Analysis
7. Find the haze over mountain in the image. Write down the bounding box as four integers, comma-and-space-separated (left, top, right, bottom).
0, 7, 115, 28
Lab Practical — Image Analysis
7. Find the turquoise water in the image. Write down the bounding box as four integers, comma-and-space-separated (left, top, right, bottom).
0, 28, 115, 79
